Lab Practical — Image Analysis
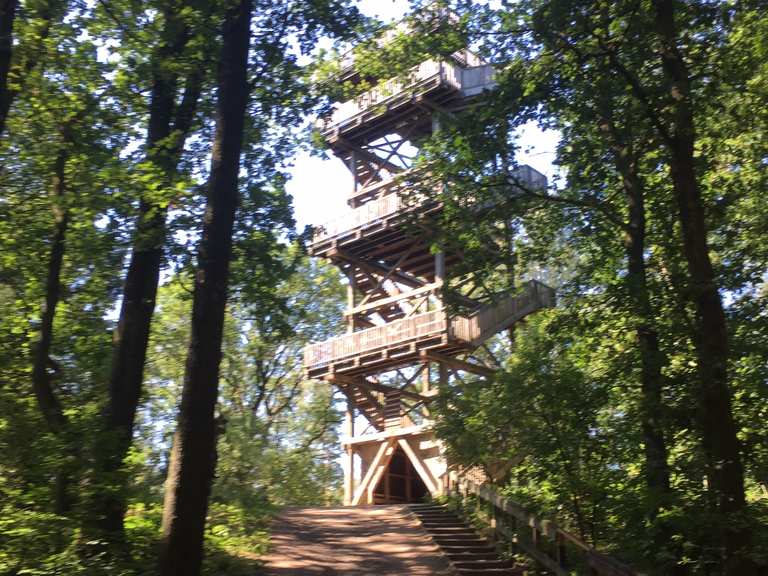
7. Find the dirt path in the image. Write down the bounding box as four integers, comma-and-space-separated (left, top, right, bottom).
261, 505, 455, 575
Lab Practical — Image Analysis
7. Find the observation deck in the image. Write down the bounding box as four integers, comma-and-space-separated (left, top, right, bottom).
308, 166, 548, 285
304, 280, 555, 379
305, 10, 556, 507
319, 59, 495, 146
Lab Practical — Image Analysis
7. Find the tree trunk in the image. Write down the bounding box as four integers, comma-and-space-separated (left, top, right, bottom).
652, 0, 751, 571
31, 142, 71, 514
0, 0, 58, 139
606, 128, 673, 513
89, 4, 202, 543
31, 147, 68, 433
158, 0, 251, 573
0, 0, 17, 137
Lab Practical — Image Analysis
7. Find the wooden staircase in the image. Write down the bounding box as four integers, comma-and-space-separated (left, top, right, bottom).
338, 381, 385, 431
409, 503, 521, 575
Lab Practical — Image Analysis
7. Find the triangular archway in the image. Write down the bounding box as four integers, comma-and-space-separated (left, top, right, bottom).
372, 445, 429, 504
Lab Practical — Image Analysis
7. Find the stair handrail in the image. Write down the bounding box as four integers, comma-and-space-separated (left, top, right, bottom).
452, 476, 638, 576
450, 280, 556, 346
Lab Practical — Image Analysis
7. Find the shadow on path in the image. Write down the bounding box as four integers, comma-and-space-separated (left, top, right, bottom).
261, 505, 454, 575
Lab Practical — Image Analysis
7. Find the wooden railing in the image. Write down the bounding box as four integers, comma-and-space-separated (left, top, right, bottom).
451, 477, 637, 576
304, 281, 556, 370
319, 59, 493, 133
311, 165, 547, 245
450, 280, 556, 346
303, 310, 447, 369
312, 183, 408, 243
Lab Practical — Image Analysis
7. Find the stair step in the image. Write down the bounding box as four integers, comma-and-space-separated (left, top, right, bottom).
411, 504, 519, 574
444, 552, 500, 561
454, 560, 513, 570
456, 569, 519, 575
430, 530, 483, 541
432, 538, 490, 547
440, 545, 497, 554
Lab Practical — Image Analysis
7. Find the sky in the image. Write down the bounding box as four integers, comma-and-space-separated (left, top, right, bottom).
285, 0, 560, 232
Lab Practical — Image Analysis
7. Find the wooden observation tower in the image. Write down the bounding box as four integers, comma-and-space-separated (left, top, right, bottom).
304, 14, 555, 506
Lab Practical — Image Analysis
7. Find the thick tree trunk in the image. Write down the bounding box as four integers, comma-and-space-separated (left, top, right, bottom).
158, 0, 251, 573
89, 5, 202, 543
0, 0, 17, 137
652, 1, 751, 572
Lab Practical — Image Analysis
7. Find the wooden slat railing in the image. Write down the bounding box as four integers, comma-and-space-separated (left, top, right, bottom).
319, 58, 486, 133
311, 165, 547, 246
312, 184, 407, 243
303, 281, 556, 371
303, 310, 447, 369
452, 477, 638, 576
450, 280, 556, 346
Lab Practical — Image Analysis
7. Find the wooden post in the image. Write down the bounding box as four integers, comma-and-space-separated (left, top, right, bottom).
347, 273, 356, 333
435, 251, 445, 290
344, 399, 355, 505
555, 532, 567, 569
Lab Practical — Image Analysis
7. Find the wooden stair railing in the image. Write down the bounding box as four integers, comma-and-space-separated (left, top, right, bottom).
450, 280, 556, 347
451, 477, 638, 576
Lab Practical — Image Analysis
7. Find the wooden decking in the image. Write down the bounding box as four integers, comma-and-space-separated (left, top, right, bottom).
309, 167, 547, 260
304, 281, 555, 379
318, 59, 494, 141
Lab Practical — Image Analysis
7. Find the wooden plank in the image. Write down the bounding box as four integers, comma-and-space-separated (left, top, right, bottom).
352, 439, 394, 505
397, 438, 438, 494
420, 350, 495, 377
341, 423, 431, 446
344, 282, 439, 317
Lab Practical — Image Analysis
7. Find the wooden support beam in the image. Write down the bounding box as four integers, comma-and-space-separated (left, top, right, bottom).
342, 422, 432, 446
398, 437, 438, 494
344, 400, 355, 505
336, 136, 404, 177
344, 282, 440, 317
352, 438, 395, 505
326, 374, 428, 403
330, 248, 428, 290
420, 350, 496, 377
356, 240, 420, 308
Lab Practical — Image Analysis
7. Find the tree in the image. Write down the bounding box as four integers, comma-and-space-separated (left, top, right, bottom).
89, 0, 212, 544
0, 0, 65, 138
158, 0, 252, 571
382, 0, 767, 571
158, 0, 364, 568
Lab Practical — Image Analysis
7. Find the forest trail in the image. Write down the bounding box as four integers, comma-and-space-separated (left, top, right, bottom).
261, 505, 456, 575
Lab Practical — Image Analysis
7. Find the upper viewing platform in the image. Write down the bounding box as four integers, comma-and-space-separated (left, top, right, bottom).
318, 58, 495, 143
316, 6, 495, 148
